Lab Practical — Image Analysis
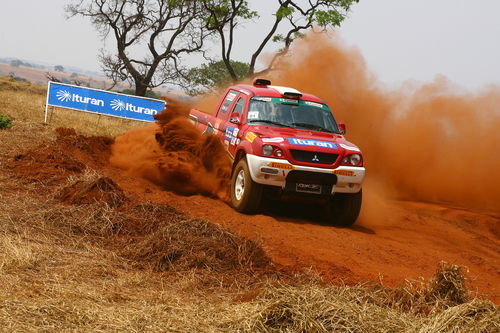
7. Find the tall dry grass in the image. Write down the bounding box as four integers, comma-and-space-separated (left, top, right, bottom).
0, 76, 498, 332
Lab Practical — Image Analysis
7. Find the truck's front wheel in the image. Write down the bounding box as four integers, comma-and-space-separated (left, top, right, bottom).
326, 189, 362, 227
231, 158, 263, 213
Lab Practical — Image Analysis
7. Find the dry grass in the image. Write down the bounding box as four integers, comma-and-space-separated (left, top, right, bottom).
0, 76, 498, 332
0, 76, 146, 137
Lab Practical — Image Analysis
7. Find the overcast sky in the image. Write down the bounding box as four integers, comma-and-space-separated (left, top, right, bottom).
1, 0, 499, 90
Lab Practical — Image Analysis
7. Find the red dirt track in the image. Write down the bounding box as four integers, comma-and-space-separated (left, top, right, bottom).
10, 127, 500, 305
115, 173, 500, 304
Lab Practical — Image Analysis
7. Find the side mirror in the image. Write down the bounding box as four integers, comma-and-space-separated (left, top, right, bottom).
338, 123, 346, 135
229, 112, 241, 125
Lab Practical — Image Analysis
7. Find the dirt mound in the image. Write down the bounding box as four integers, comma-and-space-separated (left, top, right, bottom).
57, 175, 127, 207
12, 127, 113, 184
110, 98, 232, 200
43, 198, 272, 277
118, 203, 271, 273
13, 147, 85, 183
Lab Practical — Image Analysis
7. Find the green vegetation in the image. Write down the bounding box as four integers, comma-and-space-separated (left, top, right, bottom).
0, 114, 12, 129
184, 60, 249, 95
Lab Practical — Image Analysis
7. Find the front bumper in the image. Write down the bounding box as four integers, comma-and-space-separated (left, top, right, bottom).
246, 154, 365, 194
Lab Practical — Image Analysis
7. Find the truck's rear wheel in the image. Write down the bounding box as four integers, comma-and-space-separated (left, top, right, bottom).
326, 189, 362, 227
231, 158, 263, 213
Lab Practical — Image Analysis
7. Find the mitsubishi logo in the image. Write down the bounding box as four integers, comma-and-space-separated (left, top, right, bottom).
312, 154, 320, 162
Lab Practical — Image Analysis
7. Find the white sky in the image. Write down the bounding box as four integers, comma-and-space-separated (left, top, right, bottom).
1, 0, 499, 90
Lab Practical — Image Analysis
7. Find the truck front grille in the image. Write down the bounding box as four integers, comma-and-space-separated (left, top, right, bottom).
289, 149, 338, 165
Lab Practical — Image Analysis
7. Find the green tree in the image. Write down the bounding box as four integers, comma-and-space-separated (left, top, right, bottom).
203, 0, 359, 79
54, 65, 65, 72
184, 60, 249, 95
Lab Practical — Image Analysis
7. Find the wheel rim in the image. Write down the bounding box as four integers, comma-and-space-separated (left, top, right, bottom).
234, 169, 245, 201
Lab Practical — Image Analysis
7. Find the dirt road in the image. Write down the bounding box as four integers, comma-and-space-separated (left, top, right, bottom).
111, 169, 500, 304
11, 129, 499, 305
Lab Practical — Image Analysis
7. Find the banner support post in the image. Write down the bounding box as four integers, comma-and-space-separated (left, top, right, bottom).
44, 81, 51, 124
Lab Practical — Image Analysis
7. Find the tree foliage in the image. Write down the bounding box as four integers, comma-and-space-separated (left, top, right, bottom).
183, 60, 249, 95
203, 0, 359, 79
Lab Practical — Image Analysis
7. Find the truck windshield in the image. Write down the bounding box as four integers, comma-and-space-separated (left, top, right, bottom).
246, 97, 340, 133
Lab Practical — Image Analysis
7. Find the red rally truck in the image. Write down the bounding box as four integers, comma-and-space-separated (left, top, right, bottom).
189, 79, 365, 227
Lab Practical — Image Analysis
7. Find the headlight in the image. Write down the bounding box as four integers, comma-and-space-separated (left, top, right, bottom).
262, 144, 273, 156
349, 154, 361, 166
275, 149, 283, 157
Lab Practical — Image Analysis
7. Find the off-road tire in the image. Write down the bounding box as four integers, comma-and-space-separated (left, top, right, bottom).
326, 189, 362, 227
231, 158, 263, 213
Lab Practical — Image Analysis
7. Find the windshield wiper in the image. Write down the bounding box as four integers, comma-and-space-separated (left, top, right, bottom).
248, 119, 293, 128
291, 122, 334, 133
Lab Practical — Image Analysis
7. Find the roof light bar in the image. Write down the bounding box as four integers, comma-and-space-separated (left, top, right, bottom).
283, 92, 302, 99
253, 78, 271, 87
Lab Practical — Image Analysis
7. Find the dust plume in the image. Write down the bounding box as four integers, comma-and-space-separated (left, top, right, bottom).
110, 98, 231, 200
110, 32, 499, 214
269, 32, 500, 212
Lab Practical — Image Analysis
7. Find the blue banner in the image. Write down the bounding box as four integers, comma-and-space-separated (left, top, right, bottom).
46, 82, 165, 122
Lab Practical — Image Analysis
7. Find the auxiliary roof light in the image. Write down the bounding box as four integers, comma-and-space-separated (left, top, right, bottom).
283, 91, 302, 99
253, 78, 271, 87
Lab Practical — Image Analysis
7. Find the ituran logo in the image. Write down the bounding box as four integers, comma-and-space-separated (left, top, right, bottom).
110, 99, 125, 111
56, 90, 71, 102
110, 99, 159, 115
287, 138, 337, 150
56, 89, 104, 107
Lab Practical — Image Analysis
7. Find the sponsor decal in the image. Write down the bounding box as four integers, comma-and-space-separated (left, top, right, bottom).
287, 138, 337, 149
339, 143, 361, 152
270, 162, 294, 170
333, 170, 355, 177
231, 128, 239, 145
253, 97, 272, 102
247, 111, 259, 119
215, 118, 221, 130
245, 132, 257, 143
224, 126, 235, 141
304, 101, 324, 108
262, 137, 284, 143
226, 92, 237, 102
280, 98, 299, 104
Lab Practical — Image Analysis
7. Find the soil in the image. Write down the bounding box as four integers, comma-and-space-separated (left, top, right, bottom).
10, 128, 500, 304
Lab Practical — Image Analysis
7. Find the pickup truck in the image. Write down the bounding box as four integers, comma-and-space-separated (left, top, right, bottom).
189, 79, 365, 226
